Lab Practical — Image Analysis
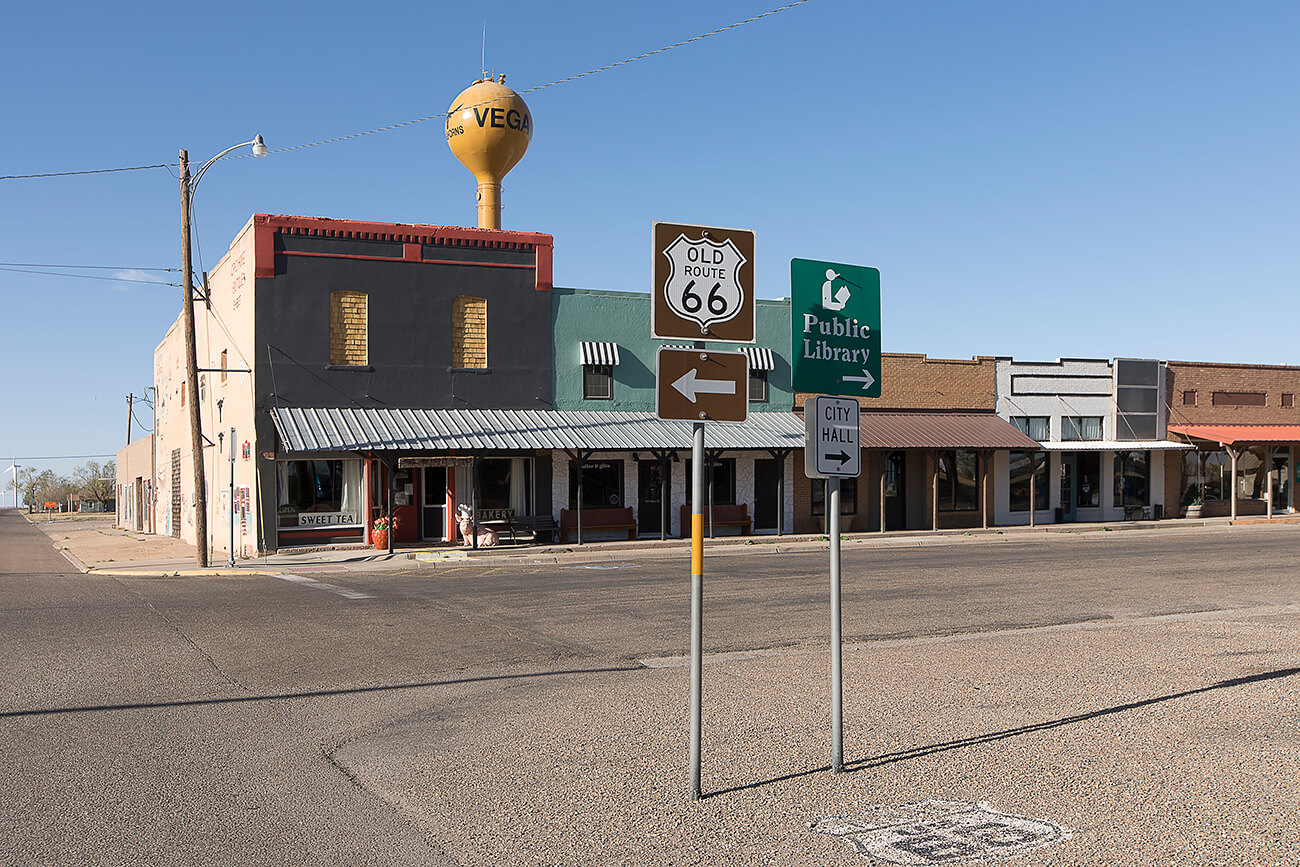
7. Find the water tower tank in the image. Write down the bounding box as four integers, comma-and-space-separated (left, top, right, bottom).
446, 76, 532, 230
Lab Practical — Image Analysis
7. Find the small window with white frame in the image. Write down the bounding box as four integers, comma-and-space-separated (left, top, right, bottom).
583, 363, 613, 400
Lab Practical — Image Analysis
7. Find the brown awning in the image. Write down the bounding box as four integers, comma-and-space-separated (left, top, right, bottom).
858, 412, 1042, 450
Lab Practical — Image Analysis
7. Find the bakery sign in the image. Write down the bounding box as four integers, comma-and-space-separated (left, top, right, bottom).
298, 512, 359, 527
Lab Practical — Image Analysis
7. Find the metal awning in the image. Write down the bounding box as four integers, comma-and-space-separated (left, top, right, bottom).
270, 407, 805, 453
579, 342, 621, 366
856, 413, 1042, 450
1168, 424, 1300, 446
1038, 440, 1191, 451
741, 347, 775, 371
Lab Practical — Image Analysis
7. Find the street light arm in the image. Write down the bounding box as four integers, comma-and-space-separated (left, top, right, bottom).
189, 135, 266, 195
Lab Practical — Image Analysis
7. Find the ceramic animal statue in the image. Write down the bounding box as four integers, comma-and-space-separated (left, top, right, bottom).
456, 506, 499, 547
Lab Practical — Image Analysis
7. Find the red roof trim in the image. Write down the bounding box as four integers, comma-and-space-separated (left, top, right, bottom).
251, 214, 553, 290
1168, 424, 1300, 445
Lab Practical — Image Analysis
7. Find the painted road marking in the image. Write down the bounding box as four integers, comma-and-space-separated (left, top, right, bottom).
276, 573, 374, 600
812, 800, 1068, 865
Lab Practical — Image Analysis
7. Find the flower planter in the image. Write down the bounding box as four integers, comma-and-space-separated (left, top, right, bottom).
372, 528, 389, 550
1184, 505, 1203, 519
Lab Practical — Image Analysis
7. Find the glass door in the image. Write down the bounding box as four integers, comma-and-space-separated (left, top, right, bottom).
1060, 454, 1076, 522
637, 460, 669, 536
754, 459, 781, 532
422, 467, 447, 541
884, 451, 906, 531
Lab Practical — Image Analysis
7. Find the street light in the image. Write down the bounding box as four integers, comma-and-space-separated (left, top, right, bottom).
180, 135, 266, 568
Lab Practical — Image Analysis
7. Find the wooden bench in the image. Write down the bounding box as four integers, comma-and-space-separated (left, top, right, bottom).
680, 503, 751, 537
496, 514, 559, 545
559, 507, 636, 543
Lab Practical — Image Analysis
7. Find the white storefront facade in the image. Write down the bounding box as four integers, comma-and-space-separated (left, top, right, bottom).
993, 358, 1187, 525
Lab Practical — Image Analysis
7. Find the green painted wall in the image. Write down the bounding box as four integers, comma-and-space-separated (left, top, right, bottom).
552, 287, 793, 412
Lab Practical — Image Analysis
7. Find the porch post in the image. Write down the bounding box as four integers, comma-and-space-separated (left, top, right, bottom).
471, 455, 480, 549
1228, 445, 1238, 521
931, 451, 939, 531
386, 458, 395, 555
363, 453, 372, 546
660, 455, 669, 542
1266, 446, 1274, 519
1029, 456, 1037, 528
981, 450, 990, 531
879, 453, 886, 533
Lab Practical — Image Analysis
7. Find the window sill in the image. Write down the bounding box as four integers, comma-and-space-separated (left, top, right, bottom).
326, 364, 373, 372
450, 367, 492, 374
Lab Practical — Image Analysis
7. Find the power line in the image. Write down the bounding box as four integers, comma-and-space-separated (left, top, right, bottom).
0, 164, 170, 181
0, 263, 177, 272
260, 1, 807, 156
10, 455, 117, 461
0, 267, 178, 286
1, 1, 809, 173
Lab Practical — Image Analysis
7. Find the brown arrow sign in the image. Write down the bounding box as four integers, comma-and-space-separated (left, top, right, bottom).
656, 347, 749, 423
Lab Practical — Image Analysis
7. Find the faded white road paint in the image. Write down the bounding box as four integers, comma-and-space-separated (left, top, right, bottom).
276, 573, 374, 600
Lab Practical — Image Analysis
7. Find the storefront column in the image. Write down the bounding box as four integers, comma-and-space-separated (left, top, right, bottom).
980, 450, 991, 530
1029, 458, 1037, 528
1266, 447, 1274, 519
1228, 446, 1239, 521
879, 453, 886, 533
931, 451, 939, 531
362, 454, 372, 546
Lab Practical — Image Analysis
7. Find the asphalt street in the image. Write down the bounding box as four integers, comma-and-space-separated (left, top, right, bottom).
3, 509, 1299, 865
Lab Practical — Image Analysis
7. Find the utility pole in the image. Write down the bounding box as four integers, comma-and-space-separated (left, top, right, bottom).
126, 393, 134, 446
180, 149, 208, 567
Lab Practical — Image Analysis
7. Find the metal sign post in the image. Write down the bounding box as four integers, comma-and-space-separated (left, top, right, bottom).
805, 395, 862, 773
652, 222, 756, 802
689, 416, 704, 801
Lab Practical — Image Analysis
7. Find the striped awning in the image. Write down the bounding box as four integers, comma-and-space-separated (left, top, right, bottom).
741, 347, 775, 371
579, 341, 620, 366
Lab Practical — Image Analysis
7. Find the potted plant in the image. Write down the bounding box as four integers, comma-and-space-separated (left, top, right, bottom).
372, 515, 399, 549
1184, 491, 1204, 519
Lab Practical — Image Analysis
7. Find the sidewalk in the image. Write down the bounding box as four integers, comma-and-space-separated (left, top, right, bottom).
28, 511, 1265, 578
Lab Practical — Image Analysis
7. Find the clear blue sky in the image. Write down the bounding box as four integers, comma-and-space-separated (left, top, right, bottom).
2, 0, 1297, 492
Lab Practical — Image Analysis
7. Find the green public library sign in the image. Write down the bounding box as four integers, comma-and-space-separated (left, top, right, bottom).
790, 258, 881, 397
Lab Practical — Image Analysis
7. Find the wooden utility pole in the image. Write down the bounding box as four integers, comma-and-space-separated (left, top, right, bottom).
126, 393, 134, 445
180, 149, 208, 567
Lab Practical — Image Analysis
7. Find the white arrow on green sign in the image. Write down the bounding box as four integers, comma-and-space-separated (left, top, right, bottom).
790, 258, 881, 397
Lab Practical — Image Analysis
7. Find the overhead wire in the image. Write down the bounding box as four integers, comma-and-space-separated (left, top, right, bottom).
0, 266, 178, 286
0, 263, 177, 272
1, 1, 809, 173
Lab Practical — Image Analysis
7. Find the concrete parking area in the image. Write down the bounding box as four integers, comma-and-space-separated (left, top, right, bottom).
3, 508, 1299, 865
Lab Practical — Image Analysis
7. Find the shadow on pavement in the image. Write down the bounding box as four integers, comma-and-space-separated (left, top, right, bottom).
707, 667, 1300, 798
0, 664, 643, 720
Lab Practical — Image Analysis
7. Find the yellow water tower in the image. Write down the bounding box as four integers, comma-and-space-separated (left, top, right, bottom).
446, 76, 532, 230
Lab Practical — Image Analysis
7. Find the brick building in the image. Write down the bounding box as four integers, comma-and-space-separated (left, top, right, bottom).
793, 354, 1037, 533
1164, 361, 1300, 518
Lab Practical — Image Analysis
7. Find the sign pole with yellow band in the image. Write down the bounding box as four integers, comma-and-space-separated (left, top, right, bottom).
689, 383, 705, 801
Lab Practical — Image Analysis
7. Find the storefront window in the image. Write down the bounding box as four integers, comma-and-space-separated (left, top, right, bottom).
686, 459, 737, 508
480, 457, 533, 516
811, 478, 857, 515
569, 460, 624, 509
1009, 451, 1048, 512
937, 450, 979, 511
1062, 417, 1103, 441
1113, 451, 1151, 507
277, 460, 362, 528
1011, 417, 1049, 442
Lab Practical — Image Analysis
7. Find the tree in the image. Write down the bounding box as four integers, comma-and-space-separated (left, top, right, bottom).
74, 460, 116, 506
